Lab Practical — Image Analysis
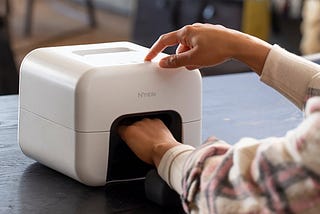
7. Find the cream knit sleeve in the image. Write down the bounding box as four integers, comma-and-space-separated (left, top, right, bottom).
260, 45, 320, 109
157, 144, 195, 195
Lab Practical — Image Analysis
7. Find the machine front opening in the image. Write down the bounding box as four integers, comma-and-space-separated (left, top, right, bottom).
107, 110, 182, 182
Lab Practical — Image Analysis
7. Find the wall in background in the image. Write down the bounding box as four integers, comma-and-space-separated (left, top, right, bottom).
92, 0, 137, 15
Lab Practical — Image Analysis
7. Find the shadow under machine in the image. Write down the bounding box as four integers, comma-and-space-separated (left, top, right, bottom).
18, 42, 202, 194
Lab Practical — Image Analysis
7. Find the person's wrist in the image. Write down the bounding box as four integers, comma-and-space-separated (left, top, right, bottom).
224, 28, 245, 60
232, 31, 272, 75
152, 141, 180, 167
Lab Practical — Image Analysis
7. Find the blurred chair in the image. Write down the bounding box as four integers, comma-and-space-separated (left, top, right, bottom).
24, 0, 97, 36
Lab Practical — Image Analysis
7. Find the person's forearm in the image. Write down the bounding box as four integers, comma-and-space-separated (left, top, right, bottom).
230, 29, 272, 75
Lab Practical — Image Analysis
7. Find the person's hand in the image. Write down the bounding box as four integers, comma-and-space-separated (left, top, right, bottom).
145, 23, 272, 75
118, 118, 181, 167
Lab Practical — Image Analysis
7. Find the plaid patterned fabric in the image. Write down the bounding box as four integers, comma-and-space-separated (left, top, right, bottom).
181, 97, 320, 213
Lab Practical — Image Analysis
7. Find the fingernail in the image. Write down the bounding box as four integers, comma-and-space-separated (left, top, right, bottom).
144, 55, 151, 61
160, 58, 171, 68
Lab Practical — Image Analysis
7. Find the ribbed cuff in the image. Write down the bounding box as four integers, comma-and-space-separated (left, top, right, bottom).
157, 144, 195, 194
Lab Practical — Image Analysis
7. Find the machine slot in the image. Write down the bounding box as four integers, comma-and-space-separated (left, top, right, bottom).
107, 110, 182, 182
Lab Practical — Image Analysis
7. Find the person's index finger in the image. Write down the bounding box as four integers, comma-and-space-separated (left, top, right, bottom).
144, 30, 180, 61
144, 48, 160, 61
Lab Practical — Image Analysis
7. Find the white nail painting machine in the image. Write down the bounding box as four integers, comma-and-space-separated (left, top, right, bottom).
18, 42, 202, 186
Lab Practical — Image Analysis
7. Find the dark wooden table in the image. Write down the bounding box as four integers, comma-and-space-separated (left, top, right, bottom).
0, 72, 303, 214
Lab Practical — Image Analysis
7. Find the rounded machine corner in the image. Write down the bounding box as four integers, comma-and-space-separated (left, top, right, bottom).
75, 167, 107, 187
20, 48, 46, 72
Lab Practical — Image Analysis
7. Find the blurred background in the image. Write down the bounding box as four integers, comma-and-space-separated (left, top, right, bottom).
1, 0, 319, 95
